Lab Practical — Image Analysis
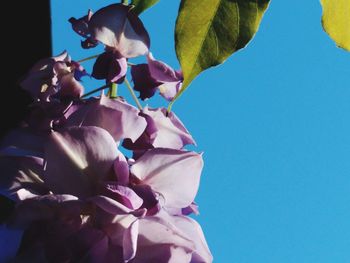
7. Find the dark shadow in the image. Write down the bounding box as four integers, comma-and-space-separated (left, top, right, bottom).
0, 0, 52, 222
0, 0, 52, 139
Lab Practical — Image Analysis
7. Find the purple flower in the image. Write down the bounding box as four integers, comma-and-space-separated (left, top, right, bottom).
131, 53, 183, 101
20, 51, 87, 102
69, 9, 93, 38
92, 51, 127, 84
70, 4, 150, 58
1, 123, 211, 262
63, 95, 147, 143
130, 148, 203, 210
123, 107, 195, 156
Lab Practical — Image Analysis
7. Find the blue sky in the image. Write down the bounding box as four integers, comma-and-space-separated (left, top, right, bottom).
52, 1, 350, 262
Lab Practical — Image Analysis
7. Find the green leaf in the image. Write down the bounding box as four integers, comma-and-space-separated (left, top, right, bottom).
173, 0, 270, 102
320, 0, 350, 51
131, 0, 160, 15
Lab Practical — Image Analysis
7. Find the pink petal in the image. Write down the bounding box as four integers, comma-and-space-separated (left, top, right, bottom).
138, 216, 195, 249
143, 107, 196, 149
123, 219, 139, 262
104, 183, 143, 209
58, 73, 84, 98
158, 81, 181, 101
89, 195, 132, 214
132, 245, 192, 263
130, 148, 203, 209
170, 215, 213, 263
44, 126, 118, 197
113, 153, 129, 185
65, 95, 146, 142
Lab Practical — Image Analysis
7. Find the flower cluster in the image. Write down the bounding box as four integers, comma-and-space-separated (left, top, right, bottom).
0, 3, 212, 262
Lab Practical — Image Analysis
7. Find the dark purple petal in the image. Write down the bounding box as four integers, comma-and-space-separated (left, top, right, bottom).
92, 52, 127, 84
81, 38, 99, 49
79, 236, 109, 263
69, 9, 93, 37
71, 61, 89, 81
131, 64, 161, 100
130, 148, 203, 209
103, 183, 143, 210
0, 156, 46, 201
92, 52, 113, 79
88, 4, 150, 58
131, 184, 160, 215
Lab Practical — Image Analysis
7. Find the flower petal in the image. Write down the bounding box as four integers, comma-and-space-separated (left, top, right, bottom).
44, 126, 118, 197
158, 81, 181, 101
144, 107, 196, 149
89, 4, 150, 58
147, 53, 180, 82
131, 64, 161, 100
130, 148, 203, 208
103, 183, 143, 210
92, 52, 127, 84
0, 156, 45, 201
89, 195, 132, 214
20, 51, 70, 101
113, 153, 129, 185
123, 219, 139, 262
170, 215, 213, 263
132, 245, 192, 263
65, 95, 146, 142
69, 9, 93, 37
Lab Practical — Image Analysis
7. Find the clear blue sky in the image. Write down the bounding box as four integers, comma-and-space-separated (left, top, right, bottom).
52, 1, 350, 262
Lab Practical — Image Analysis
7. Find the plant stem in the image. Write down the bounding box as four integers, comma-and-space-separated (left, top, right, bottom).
110, 83, 118, 98
76, 54, 100, 63
122, 0, 129, 5
166, 86, 186, 114
124, 78, 142, 110
81, 84, 110, 99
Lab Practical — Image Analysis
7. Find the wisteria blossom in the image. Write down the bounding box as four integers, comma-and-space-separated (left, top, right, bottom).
20, 51, 87, 102
70, 4, 150, 58
131, 53, 183, 101
0, 2, 212, 262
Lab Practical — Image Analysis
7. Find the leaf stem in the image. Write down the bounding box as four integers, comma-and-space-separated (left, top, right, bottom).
166, 85, 186, 114
76, 54, 101, 63
124, 78, 142, 110
81, 84, 110, 99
